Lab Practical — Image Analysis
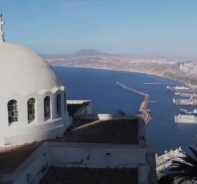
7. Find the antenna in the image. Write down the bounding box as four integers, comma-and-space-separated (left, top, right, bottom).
0, 13, 5, 42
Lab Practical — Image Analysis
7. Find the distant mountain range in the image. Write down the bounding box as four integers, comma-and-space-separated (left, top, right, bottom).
69, 49, 113, 57
40, 49, 115, 58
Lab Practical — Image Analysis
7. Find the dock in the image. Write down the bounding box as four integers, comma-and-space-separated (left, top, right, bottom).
143, 82, 176, 85
116, 81, 151, 123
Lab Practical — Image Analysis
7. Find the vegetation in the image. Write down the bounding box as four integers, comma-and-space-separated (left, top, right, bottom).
158, 175, 174, 184
168, 143, 197, 183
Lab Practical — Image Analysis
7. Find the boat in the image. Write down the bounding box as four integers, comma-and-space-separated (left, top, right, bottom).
175, 114, 197, 124
167, 86, 197, 93
192, 108, 197, 115
179, 108, 197, 115
179, 108, 188, 114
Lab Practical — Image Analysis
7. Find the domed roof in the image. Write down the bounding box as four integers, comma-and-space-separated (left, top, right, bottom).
0, 42, 60, 97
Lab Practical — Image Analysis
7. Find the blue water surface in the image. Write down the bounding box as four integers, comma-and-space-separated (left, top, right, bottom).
53, 66, 197, 155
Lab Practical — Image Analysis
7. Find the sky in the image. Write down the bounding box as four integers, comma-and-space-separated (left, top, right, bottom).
0, 0, 197, 58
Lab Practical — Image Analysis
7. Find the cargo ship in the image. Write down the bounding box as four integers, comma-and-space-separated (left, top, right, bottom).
175, 114, 197, 124
173, 98, 197, 105
175, 109, 197, 123
167, 86, 197, 93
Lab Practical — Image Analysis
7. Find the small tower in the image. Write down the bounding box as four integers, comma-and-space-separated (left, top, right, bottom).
0, 13, 5, 42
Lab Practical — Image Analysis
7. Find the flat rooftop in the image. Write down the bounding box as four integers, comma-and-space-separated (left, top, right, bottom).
40, 167, 138, 184
56, 118, 139, 144
67, 102, 89, 116
0, 118, 139, 173
0, 142, 42, 173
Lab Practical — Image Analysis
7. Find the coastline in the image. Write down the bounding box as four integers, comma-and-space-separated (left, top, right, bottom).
51, 64, 197, 89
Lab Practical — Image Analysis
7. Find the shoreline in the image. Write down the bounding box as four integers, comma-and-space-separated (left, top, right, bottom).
52, 64, 197, 89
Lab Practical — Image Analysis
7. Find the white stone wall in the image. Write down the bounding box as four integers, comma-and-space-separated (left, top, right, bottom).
0, 86, 71, 146
6, 144, 50, 184
50, 143, 145, 168
67, 100, 92, 115
0, 142, 152, 184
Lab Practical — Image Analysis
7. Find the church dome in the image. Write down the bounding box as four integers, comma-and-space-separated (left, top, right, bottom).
0, 42, 60, 97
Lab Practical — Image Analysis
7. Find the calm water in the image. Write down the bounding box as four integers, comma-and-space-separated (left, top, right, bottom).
53, 66, 197, 155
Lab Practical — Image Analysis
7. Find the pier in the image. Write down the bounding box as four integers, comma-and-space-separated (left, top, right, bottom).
143, 82, 176, 85
116, 81, 151, 123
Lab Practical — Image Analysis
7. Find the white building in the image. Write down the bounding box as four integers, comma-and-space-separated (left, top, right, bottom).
0, 14, 71, 146
0, 14, 157, 184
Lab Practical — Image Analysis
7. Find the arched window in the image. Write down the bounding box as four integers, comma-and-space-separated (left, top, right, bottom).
64, 92, 67, 112
27, 98, 35, 123
44, 96, 50, 120
8, 100, 18, 125
56, 94, 61, 116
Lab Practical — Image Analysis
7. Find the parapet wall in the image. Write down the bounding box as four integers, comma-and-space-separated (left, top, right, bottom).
0, 142, 151, 184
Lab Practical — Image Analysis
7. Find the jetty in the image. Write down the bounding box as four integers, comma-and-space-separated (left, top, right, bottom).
116, 81, 151, 123
143, 82, 176, 85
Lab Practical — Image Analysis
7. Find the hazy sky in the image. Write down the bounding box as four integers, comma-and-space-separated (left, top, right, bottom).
1, 0, 197, 58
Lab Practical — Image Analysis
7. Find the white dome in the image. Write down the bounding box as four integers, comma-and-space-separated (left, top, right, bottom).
0, 42, 60, 97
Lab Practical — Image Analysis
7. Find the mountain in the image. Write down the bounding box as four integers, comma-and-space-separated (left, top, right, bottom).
69, 49, 113, 57
39, 49, 117, 58
39, 54, 61, 58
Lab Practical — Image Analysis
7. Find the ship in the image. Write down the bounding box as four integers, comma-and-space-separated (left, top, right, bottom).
176, 108, 197, 123
167, 86, 197, 93
175, 114, 197, 124
179, 108, 188, 114
179, 108, 197, 115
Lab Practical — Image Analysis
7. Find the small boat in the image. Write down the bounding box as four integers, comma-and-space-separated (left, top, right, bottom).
179, 108, 188, 114
179, 108, 197, 115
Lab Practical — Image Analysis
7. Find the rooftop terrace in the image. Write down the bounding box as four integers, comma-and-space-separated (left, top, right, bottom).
0, 118, 140, 173
67, 101, 89, 116
56, 118, 139, 144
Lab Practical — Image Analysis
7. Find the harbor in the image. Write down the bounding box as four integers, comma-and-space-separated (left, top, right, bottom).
116, 81, 151, 123
167, 85, 197, 124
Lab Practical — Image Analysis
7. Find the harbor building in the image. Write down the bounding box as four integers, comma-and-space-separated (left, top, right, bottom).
0, 14, 157, 184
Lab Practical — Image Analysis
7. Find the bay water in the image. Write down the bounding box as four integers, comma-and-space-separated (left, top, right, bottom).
54, 66, 197, 155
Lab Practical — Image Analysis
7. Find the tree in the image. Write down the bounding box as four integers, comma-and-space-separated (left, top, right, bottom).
158, 175, 174, 184
168, 144, 197, 184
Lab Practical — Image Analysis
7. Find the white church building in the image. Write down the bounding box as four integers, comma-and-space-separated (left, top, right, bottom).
0, 14, 157, 184
0, 14, 71, 146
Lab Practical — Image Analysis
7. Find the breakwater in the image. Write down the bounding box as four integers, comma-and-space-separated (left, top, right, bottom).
116, 81, 151, 123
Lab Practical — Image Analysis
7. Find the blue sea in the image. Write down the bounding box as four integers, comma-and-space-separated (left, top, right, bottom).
54, 66, 197, 155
